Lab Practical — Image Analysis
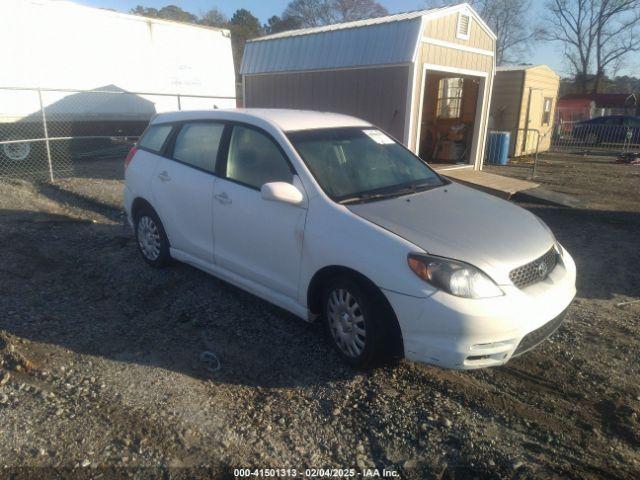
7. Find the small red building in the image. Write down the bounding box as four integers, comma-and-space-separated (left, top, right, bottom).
557, 93, 638, 123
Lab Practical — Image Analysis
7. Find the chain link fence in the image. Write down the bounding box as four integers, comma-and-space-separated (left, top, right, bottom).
0, 87, 234, 181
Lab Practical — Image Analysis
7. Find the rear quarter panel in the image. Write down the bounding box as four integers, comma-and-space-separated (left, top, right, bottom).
124, 149, 162, 218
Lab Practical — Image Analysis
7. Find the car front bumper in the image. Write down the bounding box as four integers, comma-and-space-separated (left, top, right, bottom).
383, 248, 577, 369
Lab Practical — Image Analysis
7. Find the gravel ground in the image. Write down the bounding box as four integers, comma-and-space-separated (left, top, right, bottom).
1, 158, 639, 479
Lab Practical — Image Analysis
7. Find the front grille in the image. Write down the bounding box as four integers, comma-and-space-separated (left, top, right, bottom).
509, 247, 558, 289
513, 308, 568, 357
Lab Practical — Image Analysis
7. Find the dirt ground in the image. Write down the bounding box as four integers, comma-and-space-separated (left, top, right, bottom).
1, 156, 639, 479
485, 153, 640, 212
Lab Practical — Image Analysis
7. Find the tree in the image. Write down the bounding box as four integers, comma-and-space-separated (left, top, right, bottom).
228, 9, 263, 80
540, 0, 640, 93
283, 0, 388, 27
129, 4, 197, 23
591, 1, 640, 93
425, 0, 535, 65
158, 5, 198, 23
200, 8, 228, 28
264, 15, 303, 34
473, 0, 534, 65
130, 5, 159, 17
333, 0, 389, 22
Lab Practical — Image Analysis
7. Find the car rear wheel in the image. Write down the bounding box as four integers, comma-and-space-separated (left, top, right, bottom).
134, 207, 170, 268
322, 276, 386, 368
1, 141, 31, 161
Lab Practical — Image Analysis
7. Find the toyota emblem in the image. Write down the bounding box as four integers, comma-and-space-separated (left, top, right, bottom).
537, 262, 548, 278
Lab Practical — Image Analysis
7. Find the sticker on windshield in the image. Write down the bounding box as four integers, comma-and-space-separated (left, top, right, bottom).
363, 129, 395, 145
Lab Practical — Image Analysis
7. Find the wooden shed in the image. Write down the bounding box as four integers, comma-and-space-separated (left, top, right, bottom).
241, 4, 496, 170
489, 65, 560, 156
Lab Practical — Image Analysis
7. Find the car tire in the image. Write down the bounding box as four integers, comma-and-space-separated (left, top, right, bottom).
322, 276, 388, 368
1, 141, 31, 161
134, 206, 170, 268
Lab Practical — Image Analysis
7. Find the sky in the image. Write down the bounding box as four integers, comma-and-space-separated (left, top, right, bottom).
73, 0, 600, 77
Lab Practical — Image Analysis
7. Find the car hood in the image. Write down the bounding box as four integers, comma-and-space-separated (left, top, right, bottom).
347, 183, 554, 285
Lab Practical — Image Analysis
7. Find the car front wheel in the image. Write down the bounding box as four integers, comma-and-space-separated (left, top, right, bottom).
134, 207, 170, 267
322, 277, 386, 368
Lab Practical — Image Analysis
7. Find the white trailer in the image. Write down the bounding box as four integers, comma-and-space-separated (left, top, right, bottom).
0, 0, 236, 165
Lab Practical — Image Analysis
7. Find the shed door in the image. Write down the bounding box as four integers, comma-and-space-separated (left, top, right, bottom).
524, 90, 544, 154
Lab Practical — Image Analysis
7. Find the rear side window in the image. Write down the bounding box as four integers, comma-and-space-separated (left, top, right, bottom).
225, 125, 292, 189
138, 124, 172, 152
173, 122, 224, 173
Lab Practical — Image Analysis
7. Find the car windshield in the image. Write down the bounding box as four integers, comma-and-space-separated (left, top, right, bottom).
287, 127, 445, 203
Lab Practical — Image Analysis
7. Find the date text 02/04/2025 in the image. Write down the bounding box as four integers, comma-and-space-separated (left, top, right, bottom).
233, 468, 401, 478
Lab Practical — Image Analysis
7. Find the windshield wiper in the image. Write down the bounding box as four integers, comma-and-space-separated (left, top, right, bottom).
338, 183, 436, 205
393, 182, 435, 196
338, 192, 390, 205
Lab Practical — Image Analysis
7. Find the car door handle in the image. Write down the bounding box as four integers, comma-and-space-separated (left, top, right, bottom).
214, 192, 232, 205
158, 171, 171, 182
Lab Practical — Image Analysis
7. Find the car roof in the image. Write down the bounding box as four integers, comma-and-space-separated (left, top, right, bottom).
150, 108, 372, 132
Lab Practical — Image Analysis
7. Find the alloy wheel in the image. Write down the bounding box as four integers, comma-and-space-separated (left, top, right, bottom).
327, 288, 367, 358
2, 142, 31, 161
137, 215, 161, 261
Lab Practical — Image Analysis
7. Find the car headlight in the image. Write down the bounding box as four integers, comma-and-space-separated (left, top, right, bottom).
407, 254, 504, 299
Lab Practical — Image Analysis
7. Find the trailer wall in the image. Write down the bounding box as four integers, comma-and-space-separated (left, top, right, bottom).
0, 0, 236, 119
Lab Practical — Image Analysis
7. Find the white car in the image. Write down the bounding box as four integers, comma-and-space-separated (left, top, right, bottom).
123, 109, 576, 369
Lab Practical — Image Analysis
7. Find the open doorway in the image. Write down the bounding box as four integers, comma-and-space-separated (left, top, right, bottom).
417, 70, 483, 167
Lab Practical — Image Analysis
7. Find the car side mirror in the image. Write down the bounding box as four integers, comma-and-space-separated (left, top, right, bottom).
261, 182, 304, 206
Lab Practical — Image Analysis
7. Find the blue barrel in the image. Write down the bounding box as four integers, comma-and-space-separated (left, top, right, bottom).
486, 132, 510, 165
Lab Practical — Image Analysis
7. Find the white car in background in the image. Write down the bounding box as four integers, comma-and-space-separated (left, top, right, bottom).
123, 109, 576, 369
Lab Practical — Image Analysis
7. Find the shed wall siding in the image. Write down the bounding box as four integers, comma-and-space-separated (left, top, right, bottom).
489, 70, 525, 133
244, 65, 410, 141
422, 44, 493, 71
518, 66, 560, 154
490, 66, 559, 156
423, 12, 494, 50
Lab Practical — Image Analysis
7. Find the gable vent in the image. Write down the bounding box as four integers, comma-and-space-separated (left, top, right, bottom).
457, 13, 471, 40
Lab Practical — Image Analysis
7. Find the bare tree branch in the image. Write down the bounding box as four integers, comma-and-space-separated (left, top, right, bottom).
540, 0, 640, 93
284, 0, 388, 27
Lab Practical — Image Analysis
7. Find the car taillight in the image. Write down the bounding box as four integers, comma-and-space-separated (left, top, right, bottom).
124, 146, 137, 170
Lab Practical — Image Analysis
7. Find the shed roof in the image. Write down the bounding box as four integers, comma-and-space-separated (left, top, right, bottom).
496, 65, 544, 72
496, 64, 558, 76
241, 3, 494, 75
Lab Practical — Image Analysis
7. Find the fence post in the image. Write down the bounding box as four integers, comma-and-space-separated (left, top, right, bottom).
532, 130, 540, 179
177, 94, 182, 111
37, 88, 55, 182
624, 127, 632, 153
